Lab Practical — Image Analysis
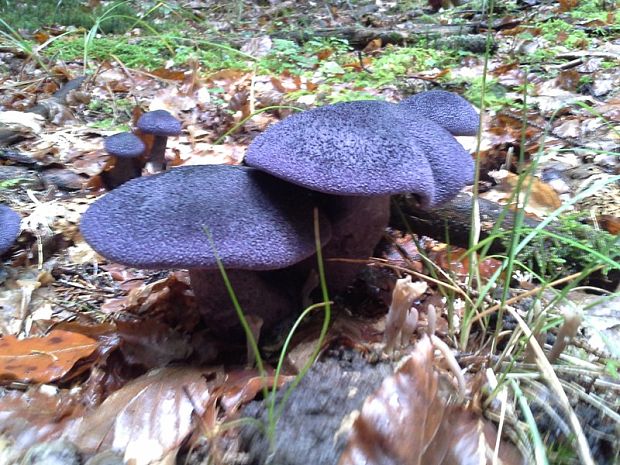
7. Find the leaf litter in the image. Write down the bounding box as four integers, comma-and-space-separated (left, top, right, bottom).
0, 0, 619, 464
340, 337, 523, 465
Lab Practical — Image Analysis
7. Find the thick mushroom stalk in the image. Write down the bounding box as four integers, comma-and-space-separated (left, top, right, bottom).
189, 269, 295, 334
316, 195, 391, 293
290, 195, 391, 296
136, 110, 181, 172
80, 165, 331, 337
0, 204, 21, 255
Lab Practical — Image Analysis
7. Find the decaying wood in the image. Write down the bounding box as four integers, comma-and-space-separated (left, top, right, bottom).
28, 76, 86, 118
390, 193, 620, 290
273, 24, 478, 48
390, 192, 542, 255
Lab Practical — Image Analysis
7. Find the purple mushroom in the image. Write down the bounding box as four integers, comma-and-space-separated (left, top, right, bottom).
0, 204, 20, 255
80, 165, 331, 334
245, 99, 475, 293
136, 110, 181, 172
102, 132, 145, 189
399, 90, 480, 136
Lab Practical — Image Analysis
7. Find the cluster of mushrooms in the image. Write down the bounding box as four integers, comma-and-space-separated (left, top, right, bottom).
101, 110, 182, 189
1, 91, 480, 337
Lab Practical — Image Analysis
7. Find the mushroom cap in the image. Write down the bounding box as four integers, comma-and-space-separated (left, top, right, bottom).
104, 132, 145, 157
80, 165, 331, 270
399, 90, 479, 136
136, 110, 182, 137
245, 100, 474, 208
0, 204, 20, 254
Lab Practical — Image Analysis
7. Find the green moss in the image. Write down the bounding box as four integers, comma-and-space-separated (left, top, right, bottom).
539, 19, 590, 48
0, 178, 26, 189
0, 0, 144, 34
257, 39, 319, 74
511, 213, 620, 280
569, 0, 620, 23
257, 38, 350, 75
88, 119, 130, 130
256, 39, 459, 90
44, 34, 250, 71
45, 35, 166, 68
346, 45, 459, 88
464, 77, 513, 110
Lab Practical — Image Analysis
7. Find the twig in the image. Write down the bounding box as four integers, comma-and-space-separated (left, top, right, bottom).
470, 268, 601, 324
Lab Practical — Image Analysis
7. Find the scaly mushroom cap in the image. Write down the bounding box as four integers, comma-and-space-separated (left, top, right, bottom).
104, 132, 145, 158
399, 90, 479, 136
80, 165, 331, 269
0, 204, 20, 254
136, 110, 182, 137
245, 100, 474, 208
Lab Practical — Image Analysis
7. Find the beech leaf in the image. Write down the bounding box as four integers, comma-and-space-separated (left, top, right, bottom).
0, 330, 99, 383
339, 337, 523, 465
71, 367, 212, 465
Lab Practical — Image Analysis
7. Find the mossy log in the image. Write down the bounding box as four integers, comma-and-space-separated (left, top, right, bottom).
390, 192, 542, 255
390, 193, 619, 290
272, 24, 481, 48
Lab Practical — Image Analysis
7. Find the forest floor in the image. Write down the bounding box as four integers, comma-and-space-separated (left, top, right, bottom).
0, 1, 619, 464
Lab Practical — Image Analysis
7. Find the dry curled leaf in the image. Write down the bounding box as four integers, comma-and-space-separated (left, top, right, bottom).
71, 367, 213, 465
117, 319, 192, 369
484, 170, 562, 218
0, 330, 98, 383
339, 337, 523, 465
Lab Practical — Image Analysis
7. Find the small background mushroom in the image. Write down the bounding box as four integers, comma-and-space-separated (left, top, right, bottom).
136, 110, 181, 172
101, 132, 146, 189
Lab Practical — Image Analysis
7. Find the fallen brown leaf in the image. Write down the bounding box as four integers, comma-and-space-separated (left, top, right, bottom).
430, 245, 502, 279
71, 366, 213, 465
217, 369, 294, 414
484, 170, 562, 218
339, 337, 523, 465
117, 319, 192, 368
0, 330, 99, 383
0, 386, 85, 453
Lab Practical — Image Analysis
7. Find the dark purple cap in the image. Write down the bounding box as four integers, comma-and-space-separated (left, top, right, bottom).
245, 100, 474, 208
0, 204, 20, 254
80, 165, 331, 269
104, 133, 145, 157
136, 110, 182, 137
399, 90, 479, 136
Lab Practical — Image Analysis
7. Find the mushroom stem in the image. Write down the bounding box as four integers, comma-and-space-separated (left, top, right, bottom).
146, 135, 169, 173
319, 195, 392, 294
548, 307, 582, 363
103, 157, 142, 189
189, 268, 298, 336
